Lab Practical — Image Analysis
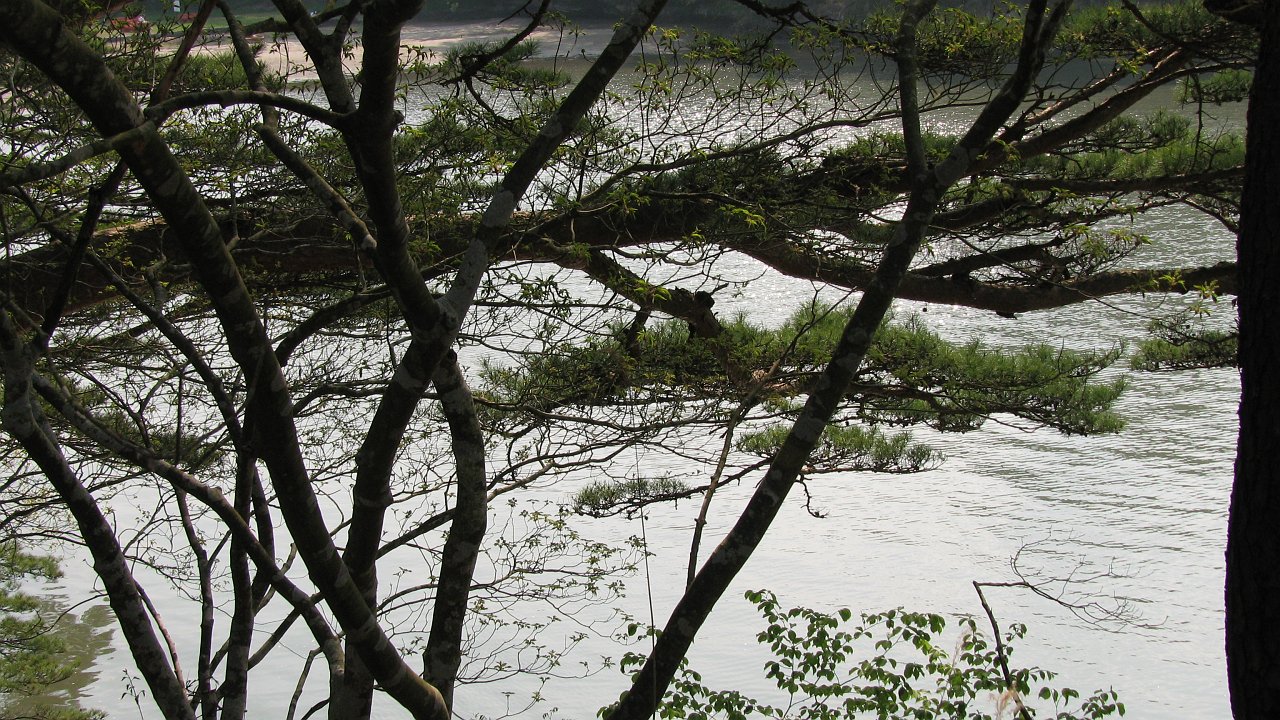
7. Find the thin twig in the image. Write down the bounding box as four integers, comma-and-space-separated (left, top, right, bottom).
972, 581, 1033, 720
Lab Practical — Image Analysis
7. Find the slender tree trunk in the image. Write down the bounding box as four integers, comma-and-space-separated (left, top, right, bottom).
422, 354, 489, 710
605, 1, 1070, 717
220, 453, 258, 720
1225, 4, 1280, 717
0, 317, 195, 720
333, 340, 434, 719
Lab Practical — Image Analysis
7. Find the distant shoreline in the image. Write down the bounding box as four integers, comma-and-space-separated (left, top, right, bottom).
181, 18, 618, 81
398, 18, 617, 57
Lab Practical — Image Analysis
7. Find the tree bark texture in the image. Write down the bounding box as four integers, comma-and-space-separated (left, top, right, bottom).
1226, 3, 1280, 717
423, 354, 489, 709
1, 0, 675, 717
0, 207, 1236, 333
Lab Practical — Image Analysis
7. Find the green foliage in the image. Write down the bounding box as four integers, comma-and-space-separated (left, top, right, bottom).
174, 49, 281, 93
479, 337, 638, 413
573, 477, 691, 517
443, 40, 571, 92
480, 304, 1125, 438
831, 132, 956, 175
862, 6, 1023, 76
0, 544, 103, 720
736, 424, 938, 474
46, 377, 228, 469
1131, 312, 1237, 371
634, 314, 776, 380
482, 504, 641, 605
844, 312, 1126, 435
1058, 1, 1249, 61
612, 590, 1125, 720
675, 27, 797, 75
395, 97, 512, 218
0, 2, 1239, 715
1179, 69, 1253, 106
645, 147, 797, 202
1026, 111, 1244, 180
1074, 111, 1191, 155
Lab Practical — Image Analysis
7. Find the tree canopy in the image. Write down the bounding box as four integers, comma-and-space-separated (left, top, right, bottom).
0, 0, 1250, 718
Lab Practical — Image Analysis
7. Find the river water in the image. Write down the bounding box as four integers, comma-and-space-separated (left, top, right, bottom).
520, 207, 1238, 720
60, 213, 1236, 720
27, 21, 1242, 720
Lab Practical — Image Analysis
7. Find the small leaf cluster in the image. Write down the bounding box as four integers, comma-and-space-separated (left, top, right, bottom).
1027, 112, 1243, 182
1058, 1, 1252, 62
1131, 311, 1237, 371
573, 476, 692, 517
860, 6, 1023, 77
1179, 70, 1253, 106
735, 424, 938, 475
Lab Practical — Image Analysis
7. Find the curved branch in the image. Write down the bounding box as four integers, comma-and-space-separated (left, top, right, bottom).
0, 3, 447, 716
25, 368, 342, 664
146, 90, 349, 128
0, 313, 195, 720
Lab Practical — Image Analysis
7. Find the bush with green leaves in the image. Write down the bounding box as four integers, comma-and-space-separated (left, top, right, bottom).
610, 590, 1124, 720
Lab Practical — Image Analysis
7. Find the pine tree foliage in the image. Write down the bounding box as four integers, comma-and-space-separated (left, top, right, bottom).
0, 544, 102, 720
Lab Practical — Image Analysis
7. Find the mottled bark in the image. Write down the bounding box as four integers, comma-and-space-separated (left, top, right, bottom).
219, 452, 258, 720
335, 337, 434, 720
268, 0, 356, 111
1225, 3, 1279, 717
423, 355, 489, 709
342, 0, 443, 353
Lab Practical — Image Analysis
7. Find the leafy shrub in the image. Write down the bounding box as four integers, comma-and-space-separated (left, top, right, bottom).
611, 590, 1125, 720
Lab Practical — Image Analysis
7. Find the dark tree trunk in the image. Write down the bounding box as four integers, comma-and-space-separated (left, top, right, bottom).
1226, 3, 1280, 718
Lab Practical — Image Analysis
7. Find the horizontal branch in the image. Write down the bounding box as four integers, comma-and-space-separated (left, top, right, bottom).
145, 90, 349, 128
1, 195, 1237, 340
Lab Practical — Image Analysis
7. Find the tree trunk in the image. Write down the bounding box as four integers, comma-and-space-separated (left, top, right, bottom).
1225, 3, 1280, 717
422, 355, 489, 710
